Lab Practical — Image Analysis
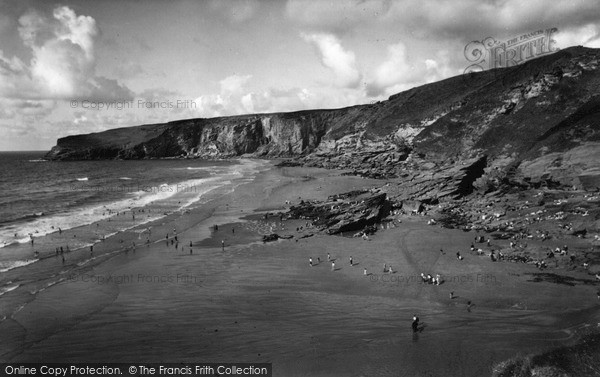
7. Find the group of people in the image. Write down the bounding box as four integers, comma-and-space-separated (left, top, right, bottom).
421, 272, 442, 285
309, 254, 358, 272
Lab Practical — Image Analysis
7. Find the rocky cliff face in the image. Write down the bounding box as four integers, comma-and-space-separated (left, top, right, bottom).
46, 46, 600, 194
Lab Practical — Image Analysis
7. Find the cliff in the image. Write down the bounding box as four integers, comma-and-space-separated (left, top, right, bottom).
46, 46, 600, 193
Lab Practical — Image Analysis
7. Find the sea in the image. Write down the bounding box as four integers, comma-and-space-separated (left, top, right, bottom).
0, 151, 265, 301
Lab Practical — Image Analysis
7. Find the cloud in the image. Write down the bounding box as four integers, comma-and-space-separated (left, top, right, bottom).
0, 6, 132, 102
113, 61, 145, 79
287, 0, 600, 43
0, 98, 56, 119
382, 0, 600, 41
286, 0, 390, 33
554, 24, 600, 49
194, 72, 371, 118
366, 42, 456, 97
209, 0, 260, 23
195, 74, 253, 117
301, 33, 362, 88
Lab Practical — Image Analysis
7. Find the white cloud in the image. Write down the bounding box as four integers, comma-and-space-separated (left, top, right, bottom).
0, 6, 132, 102
287, 0, 600, 44
301, 33, 362, 88
195, 74, 252, 117
366, 42, 455, 97
210, 0, 260, 23
554, 24, 600, 49
286, 0, 390, 33
194, 72, 371, 118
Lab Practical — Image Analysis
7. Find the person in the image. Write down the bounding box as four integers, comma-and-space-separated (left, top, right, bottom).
190, 241, 193, 247
412, 315, 419, 333
232, 228, 235, 234
221, 240, 225, 251
364, 268, 367, 276
456, 252, 463, 261
309, 257, 313, 267
327, 253, 331, 261
331, 261, 335, 271
349, 256, 353, 266
449, 291, 454, 299
90, 245, 94, 254
383, 263, 387, 273
388, 265, 393, 274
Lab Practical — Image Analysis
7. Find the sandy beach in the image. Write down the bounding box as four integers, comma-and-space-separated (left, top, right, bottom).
1, 162, 599, 376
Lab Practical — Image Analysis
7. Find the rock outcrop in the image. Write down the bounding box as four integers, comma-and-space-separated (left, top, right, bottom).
286, 190, 391, 234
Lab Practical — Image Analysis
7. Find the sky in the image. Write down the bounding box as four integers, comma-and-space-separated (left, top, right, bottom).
0, 0, 599, 151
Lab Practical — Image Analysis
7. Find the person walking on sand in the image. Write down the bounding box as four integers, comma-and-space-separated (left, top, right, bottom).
331, 261, 335, 271
388, 265, 393, 274
364, 268, 367, 276
349, 256, 353, 266
327, 253, 331, 261
309, 257, 313, 267
383, 263, 387, 273
221, 240, 225, 251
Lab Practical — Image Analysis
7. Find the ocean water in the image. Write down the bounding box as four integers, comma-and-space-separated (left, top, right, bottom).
0, 151, 262, 275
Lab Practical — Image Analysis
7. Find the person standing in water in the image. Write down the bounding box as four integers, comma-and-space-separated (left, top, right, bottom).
412, 315, 419, 333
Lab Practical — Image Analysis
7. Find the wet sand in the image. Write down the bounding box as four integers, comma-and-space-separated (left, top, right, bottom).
1, 163, 599, 376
